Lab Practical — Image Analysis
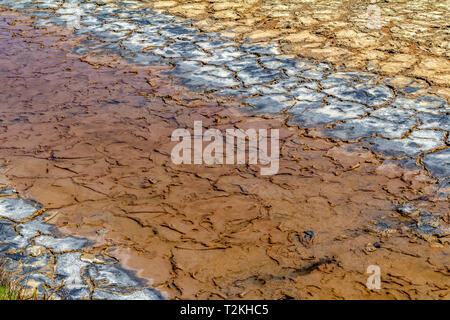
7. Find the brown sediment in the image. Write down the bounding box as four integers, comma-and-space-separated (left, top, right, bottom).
0, 11, 449, 300
139, 0, 450, 101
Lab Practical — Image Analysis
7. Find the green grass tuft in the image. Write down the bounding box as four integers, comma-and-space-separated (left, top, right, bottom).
0, 260, 23, 300
0, 259, 53, 300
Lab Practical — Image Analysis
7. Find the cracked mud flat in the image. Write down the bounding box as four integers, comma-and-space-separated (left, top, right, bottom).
2, 0, 448, 184
142, 0, 450, 97
0, 194, 162, 299
0, 1, 448, 300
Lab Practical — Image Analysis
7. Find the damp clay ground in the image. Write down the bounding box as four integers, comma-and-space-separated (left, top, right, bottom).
0, 11, 449, 299
141, 0, 450, 99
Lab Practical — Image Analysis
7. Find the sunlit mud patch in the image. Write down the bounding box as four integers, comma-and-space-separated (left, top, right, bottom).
0, 11, 448, 300
139, 0, 450, 96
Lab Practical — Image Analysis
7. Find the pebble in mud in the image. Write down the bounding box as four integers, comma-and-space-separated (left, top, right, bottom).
302, 230, 315, 244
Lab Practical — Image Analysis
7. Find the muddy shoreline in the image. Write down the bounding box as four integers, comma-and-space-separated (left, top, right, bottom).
0, 10, 449, 299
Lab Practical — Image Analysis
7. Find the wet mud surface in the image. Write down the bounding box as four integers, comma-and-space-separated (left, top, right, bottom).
0, 193, 162, 300
142, 0, 450, 96
0, 4, 449, 299
1, 0, 447, 183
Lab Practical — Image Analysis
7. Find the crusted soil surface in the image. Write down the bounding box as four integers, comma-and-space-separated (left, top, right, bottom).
0, 10, 449, 299
141, 0, 450, 99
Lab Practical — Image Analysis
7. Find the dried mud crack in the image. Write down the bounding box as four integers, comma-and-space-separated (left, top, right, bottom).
0, 2, 449, 300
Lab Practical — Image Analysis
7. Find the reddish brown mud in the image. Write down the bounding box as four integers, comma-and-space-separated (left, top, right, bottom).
0, 11, 448, 299
142, 0, 450, 100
